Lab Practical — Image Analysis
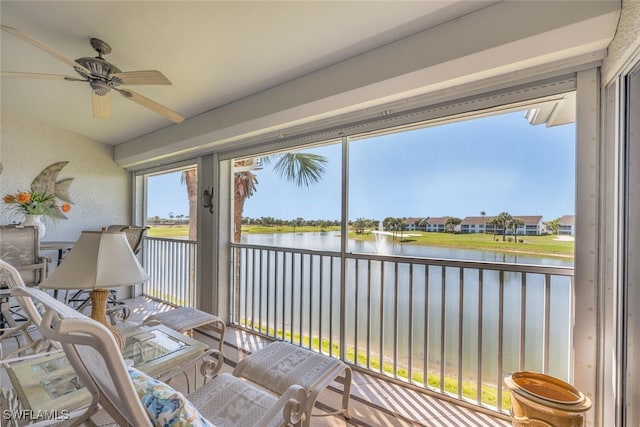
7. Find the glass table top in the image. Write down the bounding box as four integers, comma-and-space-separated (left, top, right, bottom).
122, 327, 190, 365
4, 325, 208, 411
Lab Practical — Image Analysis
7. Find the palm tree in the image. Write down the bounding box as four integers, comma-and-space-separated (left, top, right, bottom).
382, 217, 396, 233
232, 170, 259, 243
397, 218, 407, 240
446, 216, 462, 233
383, 217, 401, 240
231, 152, 326, 319
180, 169, 198, 241
508, 217, 524, 239
492, 211, 513, 241
546, 218, 560, 235
234, 152, 327, 243
353, 218, 367, 235
480, 210, 486, 232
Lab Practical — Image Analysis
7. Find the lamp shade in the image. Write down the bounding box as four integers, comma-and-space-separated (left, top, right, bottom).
41, 230, 149, 290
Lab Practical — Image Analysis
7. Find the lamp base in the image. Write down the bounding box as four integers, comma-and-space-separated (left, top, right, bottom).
90, 288, 125, 350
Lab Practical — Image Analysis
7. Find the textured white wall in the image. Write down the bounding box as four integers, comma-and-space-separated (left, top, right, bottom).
0, 108, 130, 242
603, 0, 640, 84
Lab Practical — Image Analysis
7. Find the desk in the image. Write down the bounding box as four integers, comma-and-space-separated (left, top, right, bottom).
3, 324, 209, 414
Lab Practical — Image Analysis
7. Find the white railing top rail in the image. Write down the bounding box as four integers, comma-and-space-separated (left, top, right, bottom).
230, 242, 574, 277
144, 236, 197, 244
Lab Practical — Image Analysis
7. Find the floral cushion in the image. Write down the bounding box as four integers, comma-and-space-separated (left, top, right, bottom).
128, 367, 213, 427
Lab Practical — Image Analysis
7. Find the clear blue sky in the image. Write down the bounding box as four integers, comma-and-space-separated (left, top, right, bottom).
148, 111, 575, 222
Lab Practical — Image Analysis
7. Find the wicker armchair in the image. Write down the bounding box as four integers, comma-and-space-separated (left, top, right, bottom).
106, 225, 149, 255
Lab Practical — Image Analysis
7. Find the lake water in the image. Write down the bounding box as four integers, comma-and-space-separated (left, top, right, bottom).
239, 231, 573, 385
243, 231, 573, 267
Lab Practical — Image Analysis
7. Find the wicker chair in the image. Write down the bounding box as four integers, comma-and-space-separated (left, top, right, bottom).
19, 286, 307, 427
106, 225, 149, 255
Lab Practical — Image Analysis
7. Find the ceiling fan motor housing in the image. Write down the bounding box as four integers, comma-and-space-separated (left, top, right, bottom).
74, 56, 121, 96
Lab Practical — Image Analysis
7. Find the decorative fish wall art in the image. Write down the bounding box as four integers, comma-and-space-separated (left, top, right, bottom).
30, 161, 74, 219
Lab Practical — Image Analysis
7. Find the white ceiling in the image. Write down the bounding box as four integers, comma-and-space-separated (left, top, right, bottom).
1, 1, 497, 146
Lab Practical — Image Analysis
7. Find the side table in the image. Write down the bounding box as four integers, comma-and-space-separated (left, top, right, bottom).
2, 324, 212, 421
143, 307, 226, 353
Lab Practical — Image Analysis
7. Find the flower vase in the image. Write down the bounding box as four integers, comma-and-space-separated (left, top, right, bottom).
23, 214, 46, 239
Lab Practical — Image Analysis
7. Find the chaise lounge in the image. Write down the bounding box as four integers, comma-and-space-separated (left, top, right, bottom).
17, 286, 308, 427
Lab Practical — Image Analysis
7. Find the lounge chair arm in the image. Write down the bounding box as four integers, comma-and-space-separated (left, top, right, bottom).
256, 384, 307, 426
199, 349, 224, 379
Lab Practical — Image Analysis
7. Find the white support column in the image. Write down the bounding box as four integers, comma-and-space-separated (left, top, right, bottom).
598, 76, 619, 427
197, 154, 216, 314
132, 173, 145, 298
573, 68, 601, 427
216, 158, 232, 323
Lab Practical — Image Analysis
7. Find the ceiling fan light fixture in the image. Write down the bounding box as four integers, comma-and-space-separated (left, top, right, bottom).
89, 80, 110, 96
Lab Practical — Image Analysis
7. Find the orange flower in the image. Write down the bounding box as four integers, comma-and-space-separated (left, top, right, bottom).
3, 190, 61, 218
15, 192, 31, 204
61, 203, 71, 213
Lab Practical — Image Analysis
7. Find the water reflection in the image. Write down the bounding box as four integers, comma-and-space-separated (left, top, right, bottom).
244, 231, 573, 267
239, 231, 573, 386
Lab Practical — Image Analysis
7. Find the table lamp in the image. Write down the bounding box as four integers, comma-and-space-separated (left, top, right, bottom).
40, 230, 149, 349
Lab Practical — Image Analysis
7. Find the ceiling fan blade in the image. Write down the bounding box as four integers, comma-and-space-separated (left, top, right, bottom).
111, 70, 171, 85
1, 25, 92, 75
1, 71, 85, 81
92, 92, 112, 119
114, 88, 184, 123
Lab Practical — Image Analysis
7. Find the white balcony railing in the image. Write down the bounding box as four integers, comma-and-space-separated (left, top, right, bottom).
141, 237, 574, 414
142, 237, 197, 308
230, 242, 574, 414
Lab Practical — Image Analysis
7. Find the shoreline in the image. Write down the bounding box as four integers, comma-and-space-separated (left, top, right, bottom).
149, 225, 574, 260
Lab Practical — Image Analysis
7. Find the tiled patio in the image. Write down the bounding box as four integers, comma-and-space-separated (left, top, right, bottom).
1, 295, 512, 426
124, 296, 511, 427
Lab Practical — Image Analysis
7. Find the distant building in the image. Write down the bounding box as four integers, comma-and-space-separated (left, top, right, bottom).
396, 214, 566, 236
461, 216, 491, 234
460, 215, 544, 235
557, 215, 575, 236
403, 217, 426, 231
424, 216, 448, 232
513, 215, 545, 235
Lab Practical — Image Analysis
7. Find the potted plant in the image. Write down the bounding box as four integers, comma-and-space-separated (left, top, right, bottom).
3, 190, 71, 238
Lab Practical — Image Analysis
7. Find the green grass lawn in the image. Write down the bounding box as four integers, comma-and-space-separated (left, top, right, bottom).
147, 224, 340, 238
147, 224, 573, 259
242, 318, 511, 410
147, 225, 189, 238
350, 230, 574, 259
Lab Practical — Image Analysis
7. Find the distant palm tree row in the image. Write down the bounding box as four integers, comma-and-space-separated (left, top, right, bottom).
242, 217, 341, 230
243, 212, 524, 242
234, 153, 328, 242
352, 212, 531, 242
148, 213, 189, 224
486, 212, 524, 241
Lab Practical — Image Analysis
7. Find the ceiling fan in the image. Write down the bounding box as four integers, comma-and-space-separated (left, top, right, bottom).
1, 25, 185, 123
